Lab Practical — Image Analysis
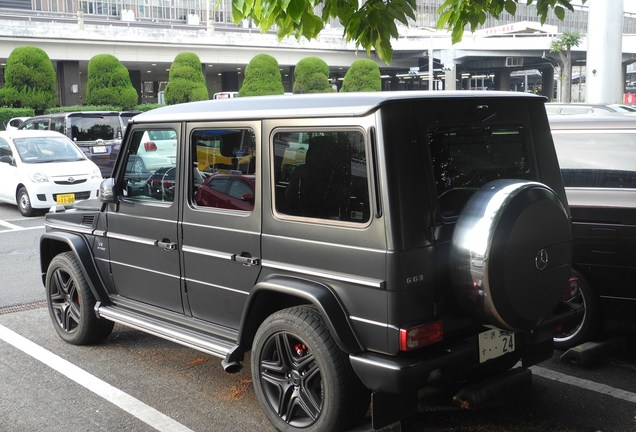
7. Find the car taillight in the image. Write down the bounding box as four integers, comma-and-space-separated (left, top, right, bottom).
144, 141, 157, 151
399, 320, 443, 351
561, 276, 580, 302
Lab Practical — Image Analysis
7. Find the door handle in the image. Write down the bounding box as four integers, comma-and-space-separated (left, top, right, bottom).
154, 239, 177, 251
232, 253, 260, 266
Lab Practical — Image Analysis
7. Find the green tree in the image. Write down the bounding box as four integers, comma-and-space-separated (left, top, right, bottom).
0, 46, 56, 113
340, 59, 382, 92
233, 0, 584, 64
86, 54, 138, 109
293, 57, 334, 94
238, 54, 285, 97
165, 52, 209, 105
550, 32, 582, 103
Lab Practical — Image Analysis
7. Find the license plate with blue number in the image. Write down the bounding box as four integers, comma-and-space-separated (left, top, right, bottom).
478, 328, 515, 363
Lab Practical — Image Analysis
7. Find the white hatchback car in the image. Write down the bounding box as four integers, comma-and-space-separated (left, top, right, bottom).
0, 130, 102, 216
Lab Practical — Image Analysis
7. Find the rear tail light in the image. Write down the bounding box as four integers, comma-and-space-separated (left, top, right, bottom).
399, 320, 443, 351
561, 276, 579, 302
144, 141, 157, 151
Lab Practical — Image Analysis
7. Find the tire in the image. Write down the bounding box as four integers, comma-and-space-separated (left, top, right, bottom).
451, 180, 572, 331
17, 186, 36, 217
251, 306, 369, 432
553, 272, 600, 350
45, 252, 114, 345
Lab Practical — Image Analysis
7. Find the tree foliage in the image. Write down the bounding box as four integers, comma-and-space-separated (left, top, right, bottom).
232, 0, 585, 64
437, 0, 585, 44
340, 59, 382, 92
86, 54, 139, 110
165, 52, 209, 105
293, 57, 334, 94
0, 46, 56, 113
238, 54, 285, 97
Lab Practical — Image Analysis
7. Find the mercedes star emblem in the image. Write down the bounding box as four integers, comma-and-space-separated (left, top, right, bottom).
535, 248, 549, 271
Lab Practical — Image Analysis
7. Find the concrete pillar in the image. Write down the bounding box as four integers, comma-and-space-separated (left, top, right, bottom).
56, 61, 81, 107
221, 71, 239, 92
586, 0, 624, 103
494, 69, 511, 91
128, 69, 142, 105
540, 67, 555, 100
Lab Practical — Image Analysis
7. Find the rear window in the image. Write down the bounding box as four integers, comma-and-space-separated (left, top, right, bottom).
552, 130, 636, 188
69, 115, 122, 141
430, 125, 531, 217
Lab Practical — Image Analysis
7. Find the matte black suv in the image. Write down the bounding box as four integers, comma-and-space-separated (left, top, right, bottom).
550, 115, 636, 349
40, 92, 576, 431
19, 111, 124, 177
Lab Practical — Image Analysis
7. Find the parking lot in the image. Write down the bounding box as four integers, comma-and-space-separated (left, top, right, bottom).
1, 202, 635, 432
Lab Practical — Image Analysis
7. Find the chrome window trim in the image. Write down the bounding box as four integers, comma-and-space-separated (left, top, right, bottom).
181, 221, 256, 235
181, 245, 233, 260
44, 221, 93, 235
262, 260, 385, 289
262, 232, 388, 254
349, 316, 389, 328
184, 277, 248, 295
109, 259, 180, 279
107, 232, 157, 246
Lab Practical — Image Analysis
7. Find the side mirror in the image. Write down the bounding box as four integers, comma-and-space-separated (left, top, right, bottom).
241, 194, 254, 204
0, 155, 15, 166
99, 178, 118, 203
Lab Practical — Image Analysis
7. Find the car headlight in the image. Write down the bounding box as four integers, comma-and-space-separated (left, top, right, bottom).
91, 169, 102, 179
30, 172, 49, 183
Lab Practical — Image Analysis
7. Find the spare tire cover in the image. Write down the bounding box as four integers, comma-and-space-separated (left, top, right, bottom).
451, 179, 572, 331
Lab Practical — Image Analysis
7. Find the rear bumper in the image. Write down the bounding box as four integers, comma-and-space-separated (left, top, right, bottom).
350, 307, 580, 394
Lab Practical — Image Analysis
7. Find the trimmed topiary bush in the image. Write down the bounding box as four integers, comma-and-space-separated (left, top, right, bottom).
293, 57, 334, 94
340, 59, 382, 92
165, 52, 209, 105
45, 105, 120, 114
238, 54, 284, 97
0, 107, 35, 130
0, 46, 56, 113
86, 54, 139, 110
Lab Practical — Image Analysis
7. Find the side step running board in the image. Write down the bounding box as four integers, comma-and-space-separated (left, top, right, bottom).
95, 302, 235, 359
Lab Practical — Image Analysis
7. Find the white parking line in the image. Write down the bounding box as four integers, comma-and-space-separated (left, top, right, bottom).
531, 365, 636, 403
0, 324, 195, 432
0, 224, 44, 232
0, 219, 23, 230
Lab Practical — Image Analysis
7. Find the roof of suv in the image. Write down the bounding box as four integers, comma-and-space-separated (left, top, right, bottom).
548, 114, 636, 130
133, 91, 547, 123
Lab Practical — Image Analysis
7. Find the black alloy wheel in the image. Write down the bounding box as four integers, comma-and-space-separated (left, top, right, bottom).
46, 252, 113, 345
251, 306, 368, 432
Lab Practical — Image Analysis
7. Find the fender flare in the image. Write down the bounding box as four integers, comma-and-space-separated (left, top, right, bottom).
227, 274, 363, 363
40, 231, 110, 303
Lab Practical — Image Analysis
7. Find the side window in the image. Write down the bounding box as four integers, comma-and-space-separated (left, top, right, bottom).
273, 130, 370, 223
0, 138, 12, 158
192, 128, 256, 212
51, 118, 65, 134
553, 131, 636, 188
121, 127, 178, 202
20, 120, 49, 131
430, 125, 530, 218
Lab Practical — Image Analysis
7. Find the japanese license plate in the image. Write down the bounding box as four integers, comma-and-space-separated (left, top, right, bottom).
478, 328, 515, 363
56, 193, 75, 205
92, 145, 107, 154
